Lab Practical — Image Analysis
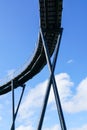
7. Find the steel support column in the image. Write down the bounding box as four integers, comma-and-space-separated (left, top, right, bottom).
11, 83, 25, 130
11, 80, 15, 130
37, 28, 67, 130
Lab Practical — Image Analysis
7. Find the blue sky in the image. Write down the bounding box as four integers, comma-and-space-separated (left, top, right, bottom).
0, 0, 87, 130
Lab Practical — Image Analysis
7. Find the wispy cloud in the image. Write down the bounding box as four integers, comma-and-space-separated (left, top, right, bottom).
0, 116, 2, 121
43, 124, 60, 130
6, 69, 15, 78
16, 123, 87, 130
0, 69, 15, 86
67, 59, 74, 64
16, 125, 34, 130
16, 124, 60, 130
70, 124, 87, 130
0, 103, 3, 122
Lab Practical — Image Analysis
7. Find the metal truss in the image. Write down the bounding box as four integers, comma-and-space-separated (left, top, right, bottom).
37, 28, 67, 130
10, 27, 67, 130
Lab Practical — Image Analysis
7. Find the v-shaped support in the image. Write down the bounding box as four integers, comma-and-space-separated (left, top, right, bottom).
37, 28, 67, 130
11, 81, 25, 130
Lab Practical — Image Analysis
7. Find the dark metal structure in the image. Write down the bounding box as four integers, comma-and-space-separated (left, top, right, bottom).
0, 0, 67, 130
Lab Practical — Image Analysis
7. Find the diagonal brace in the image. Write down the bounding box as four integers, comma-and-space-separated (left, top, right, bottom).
11, 82, 25, 130
37, 28, 62, 130
38, 28, 67, 130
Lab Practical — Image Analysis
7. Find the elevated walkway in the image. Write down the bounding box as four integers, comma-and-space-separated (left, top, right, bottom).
0, 1, 67, 130
0, 0, 63, 95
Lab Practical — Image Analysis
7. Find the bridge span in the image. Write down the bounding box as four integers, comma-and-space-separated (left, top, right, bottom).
0, 1, 67, 130
0, 0, 63, 95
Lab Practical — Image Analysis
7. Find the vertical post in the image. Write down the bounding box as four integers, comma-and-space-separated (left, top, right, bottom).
11, 80, 15, 130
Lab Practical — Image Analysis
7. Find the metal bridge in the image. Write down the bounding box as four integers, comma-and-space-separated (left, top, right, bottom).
0, 0, 67, 130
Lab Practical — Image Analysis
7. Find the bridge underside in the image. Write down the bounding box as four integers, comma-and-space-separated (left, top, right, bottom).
0, 0, 63, 95
0, 0, 67, 130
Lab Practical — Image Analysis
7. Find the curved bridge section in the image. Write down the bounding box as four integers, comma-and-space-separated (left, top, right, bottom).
0, 0, 63, 95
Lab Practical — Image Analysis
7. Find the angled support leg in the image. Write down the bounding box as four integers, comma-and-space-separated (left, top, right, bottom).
37, 28, 67, 130
11, 82, 26, 130
37, 28, 62, 130
11, 80, 15, 130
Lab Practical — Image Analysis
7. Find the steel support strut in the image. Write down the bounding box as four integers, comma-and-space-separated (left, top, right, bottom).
11, 80, 15, 130
11, 82, 25, 130
37, 28, 67, 130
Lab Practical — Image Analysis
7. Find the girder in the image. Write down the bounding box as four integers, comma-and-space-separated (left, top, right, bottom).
0, 0, 63, 95
0, 1, 67, 130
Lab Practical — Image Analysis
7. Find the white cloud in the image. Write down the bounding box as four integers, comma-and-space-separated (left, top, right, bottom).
16, 125, 34, 130
16, 124, 60, 130
16, 123, 87, 130
0, 104, 3, 122
7, 69, 15, 79
17, 73, 87, 129
18, 80, 47, 120
0, 69, 15, 86
67, 59, 73, 64
0, 116, 2, 121
63, 77, 87, 113
43, 124, 60, 130
47, 73, 74, 108
70, 124, 87, 130
18, 73, 73, 120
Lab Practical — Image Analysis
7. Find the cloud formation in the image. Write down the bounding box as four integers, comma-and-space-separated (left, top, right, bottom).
18, 73, 73, 120
63, 77, 87, 113
16, 124, 60, 130
16, 73, 87, 129
16, 123, 87, 130
70, 124, 87, 130
67, 59, 73, 64
16, 125, 34, 130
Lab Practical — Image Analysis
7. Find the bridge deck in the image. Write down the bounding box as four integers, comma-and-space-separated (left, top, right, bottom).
0, 0, 63, 95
